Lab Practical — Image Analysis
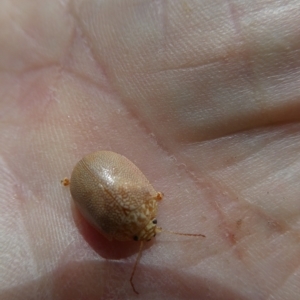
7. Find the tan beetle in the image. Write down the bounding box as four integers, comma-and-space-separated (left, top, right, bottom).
62, 151, 205, 294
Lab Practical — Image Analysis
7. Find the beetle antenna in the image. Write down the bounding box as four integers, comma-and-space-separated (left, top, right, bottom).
156, 227, 205, 237
130, 241, 144, 294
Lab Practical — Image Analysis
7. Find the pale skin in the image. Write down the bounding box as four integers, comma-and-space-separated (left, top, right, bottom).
1, 0, 300, 299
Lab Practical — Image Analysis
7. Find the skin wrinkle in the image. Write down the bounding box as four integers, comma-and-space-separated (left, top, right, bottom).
267, 263, 300, 300
146, 59, 221, 74
177, 150, 297, 265
153, 0, 168, 60
69, 3, 112, 84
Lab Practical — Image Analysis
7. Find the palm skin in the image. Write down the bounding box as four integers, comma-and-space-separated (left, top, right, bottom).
1, 1, 300, 299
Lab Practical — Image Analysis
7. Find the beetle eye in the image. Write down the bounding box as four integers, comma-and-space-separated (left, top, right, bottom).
133, 235, 138, 241
152, 219, 157, 224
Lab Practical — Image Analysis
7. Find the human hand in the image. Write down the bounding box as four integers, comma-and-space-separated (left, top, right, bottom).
1, 1, 300, 299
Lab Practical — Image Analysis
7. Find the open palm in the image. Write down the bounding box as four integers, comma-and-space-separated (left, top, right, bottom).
1, 1, 300, 299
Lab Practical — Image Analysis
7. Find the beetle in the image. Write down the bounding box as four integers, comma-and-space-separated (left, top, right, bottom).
62, 151, 205, 293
